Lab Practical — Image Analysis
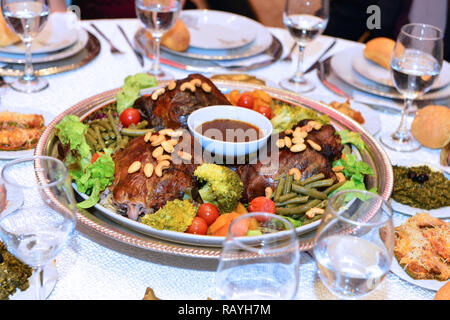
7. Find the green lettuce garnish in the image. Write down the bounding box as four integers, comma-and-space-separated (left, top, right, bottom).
337, 129, 366, 152
270, 104, 330, 133
116, 73, 158, 115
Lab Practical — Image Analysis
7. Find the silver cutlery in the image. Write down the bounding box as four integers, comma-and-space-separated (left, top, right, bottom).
304, 38, 337, 74
117, 25, 144, 67
90, 23, 124, 55
281, 43, 297, 62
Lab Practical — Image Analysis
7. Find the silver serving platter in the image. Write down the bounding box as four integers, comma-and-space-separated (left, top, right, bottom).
35, 80, 393, 259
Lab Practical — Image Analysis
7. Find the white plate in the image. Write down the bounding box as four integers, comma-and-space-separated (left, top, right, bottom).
330, 47, 450, 101
0, 12, 79, 55
352, 49, 450, 90
182, 10, 256, 50
10, 261, 57, 300
0, 28, 88, 65
0, 107, 55, 160
391, 160, 450, 219
162, 9, 273, 61
390, 220, 449, 291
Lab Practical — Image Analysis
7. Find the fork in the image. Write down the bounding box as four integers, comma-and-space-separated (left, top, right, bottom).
281, 43, 297, 62
90, 23, 124, 55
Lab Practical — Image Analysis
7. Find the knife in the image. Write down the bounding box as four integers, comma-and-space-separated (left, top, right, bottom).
304, 38, 337, 75
117, 25, 144, 67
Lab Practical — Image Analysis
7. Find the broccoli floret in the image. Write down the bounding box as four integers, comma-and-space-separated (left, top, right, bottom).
194, 163, 244, 213
140, 199, 197, 232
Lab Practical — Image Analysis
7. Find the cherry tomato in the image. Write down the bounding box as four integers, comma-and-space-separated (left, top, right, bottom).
91, 152, 104, 164
186, 217, 208, 235
119, 108, 141, 128
197, 203, 220, 226
237, 93, 255, 109
255, 105, 273, 119
248, 196, 276, 222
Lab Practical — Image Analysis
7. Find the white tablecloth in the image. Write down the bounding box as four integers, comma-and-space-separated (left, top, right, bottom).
0, 19, 445, 300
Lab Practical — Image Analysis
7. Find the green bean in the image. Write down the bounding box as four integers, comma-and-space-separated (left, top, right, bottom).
92, 124, 106, 132
135, 120, 148, 129
276, 192, 297, 203
298, 173, 325, 186
283, 174, 293, 195
323, 181, 346, 195
93, 125, 106, 150
85, 132, 97, 145
291, 184, 327, 200
304, 178, 335, 189
107, 110, 122, 144
274, 173, 286, 181
273, 176, 286, 202
275, 196, 309, 207
101, 132, 110, 140
276, 199, 322, 215
87, 127, 97, 139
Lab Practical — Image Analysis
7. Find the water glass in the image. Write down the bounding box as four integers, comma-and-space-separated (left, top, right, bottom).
216, 212, 300, 300
313, 190, 393, 299
0, 156, 77, 299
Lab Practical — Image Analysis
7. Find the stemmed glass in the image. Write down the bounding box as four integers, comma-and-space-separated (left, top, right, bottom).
380, 23, 443, 152
0, 156, 77, 299
280, 0, 329, 93
216, 212, 300, 300
313, 190, 394, 299
1, 0, 50, 93
135, 0, 181, 80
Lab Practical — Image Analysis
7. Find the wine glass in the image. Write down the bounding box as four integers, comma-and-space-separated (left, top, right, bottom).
1, 0, 50, 93
280, 0, 329, 93
216, 212, 300, 300
313, 190, 394, 299
135, 0, 181, 80
0, 156, 77, 300
380, 23, 443, 152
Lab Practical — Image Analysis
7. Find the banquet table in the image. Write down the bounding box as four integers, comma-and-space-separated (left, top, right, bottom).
0, 18, 445, 300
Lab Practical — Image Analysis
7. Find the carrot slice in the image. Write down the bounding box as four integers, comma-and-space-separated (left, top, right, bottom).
209, 213, 231, 234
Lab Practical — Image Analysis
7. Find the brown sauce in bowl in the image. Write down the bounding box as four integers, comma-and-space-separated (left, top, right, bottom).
196, 119, 263, 143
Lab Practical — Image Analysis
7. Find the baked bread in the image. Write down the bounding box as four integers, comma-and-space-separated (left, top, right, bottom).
145, 19, 190, 52
363, 37, 396, 69
0, 11, 19, 47
411, 105, 450, 149
434, 281, 450, 300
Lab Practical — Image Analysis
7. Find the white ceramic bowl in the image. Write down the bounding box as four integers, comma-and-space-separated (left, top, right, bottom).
187, 105, 273, 158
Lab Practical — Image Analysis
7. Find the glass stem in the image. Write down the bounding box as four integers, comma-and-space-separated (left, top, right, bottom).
23, 39, 35, 82
392, 98, 413, 142
151, 36, 162, 75
34, 265, 45, 300
292, 45, 305, 83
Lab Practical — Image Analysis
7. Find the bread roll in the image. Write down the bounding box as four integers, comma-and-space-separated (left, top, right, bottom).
145, 19, 190, 52
363, 37, 396, 69
411, 105, 450, 149
434, 281, 450, 300
0, 11, 19, 47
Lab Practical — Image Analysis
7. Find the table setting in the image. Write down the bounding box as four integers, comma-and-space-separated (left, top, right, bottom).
0, 0, 448, 301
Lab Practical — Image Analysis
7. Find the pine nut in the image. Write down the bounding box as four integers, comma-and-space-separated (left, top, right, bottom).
128, 161, 141, 174
290, 143, 306, 153
144, 163, 154, 178
284, 136, 292, 148
152, 146, 164, 158
161, 140, 174, 153
307, 139, 322, 151
276, 138, 285, 149
178, 150, 192, 161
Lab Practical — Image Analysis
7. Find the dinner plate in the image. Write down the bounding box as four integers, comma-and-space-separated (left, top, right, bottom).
181, 10, 256, 50
351, 49, 450, 90
0, 107, 55, 160
0, 28, 88, 65
35, 81, 393, 258
0, 12, 78, 55
331, 47, 450, 101
390, 220, 448, 291
390, 160, 450, 219
161, 10, 273, 61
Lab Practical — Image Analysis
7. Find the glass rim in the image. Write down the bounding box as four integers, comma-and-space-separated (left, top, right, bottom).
400, 23, 443, 41
326, 190, 392, 228
1, 155, 68, 190
226, 212, 298, 255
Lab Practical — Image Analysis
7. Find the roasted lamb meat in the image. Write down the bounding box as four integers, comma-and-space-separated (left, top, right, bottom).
236, 120, 343, 202
134, 73, 231, 130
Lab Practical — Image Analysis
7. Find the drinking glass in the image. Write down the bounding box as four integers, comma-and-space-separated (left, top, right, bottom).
380, 23, 443, 152
280, 0, 329, 93
313, 190, 394, 299
1, 0, 50, 93
216, 212, 300, 300
0, 156, 77, 299
135, 0, 181, 80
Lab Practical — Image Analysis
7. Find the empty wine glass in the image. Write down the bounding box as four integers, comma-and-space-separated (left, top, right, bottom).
216, 212, 300, 300
0, 156, 77, 300
380, 23, 443, 152
280, 0, 329, 93
135, 0, 181, 80
1, 0, 50, 93
313, 190, 394, 299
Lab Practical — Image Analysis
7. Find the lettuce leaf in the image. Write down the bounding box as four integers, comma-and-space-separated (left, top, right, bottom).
116, 73, 157, 115
337, 129, 366, 152
270, 104, 330, 133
